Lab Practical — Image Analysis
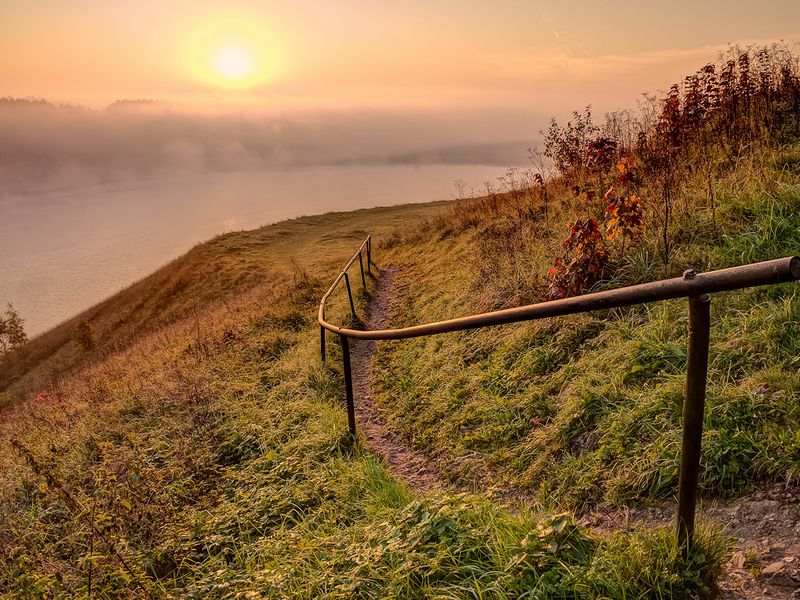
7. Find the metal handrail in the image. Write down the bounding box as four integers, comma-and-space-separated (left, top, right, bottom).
317, 236, 799, 553
317, 235, 371, 363
321, 255, 800, 339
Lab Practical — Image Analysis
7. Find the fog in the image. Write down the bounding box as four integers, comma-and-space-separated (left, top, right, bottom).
0, 99, 540, 196
1, 98, 535, 335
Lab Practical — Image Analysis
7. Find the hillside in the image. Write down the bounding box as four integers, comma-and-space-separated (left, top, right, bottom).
2, 45, 800, 598
2, 199, 733, 599
0, 201, 450, 405
374, 157, 800, 505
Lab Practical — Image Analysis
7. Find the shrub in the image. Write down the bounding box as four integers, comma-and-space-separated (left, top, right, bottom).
546, 219, 609, 300
0, 304, 27, 356
72, 320, 97, 351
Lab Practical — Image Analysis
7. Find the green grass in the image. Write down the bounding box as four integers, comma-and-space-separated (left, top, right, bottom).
371, 142, 800, 508
0, 196, 729, 597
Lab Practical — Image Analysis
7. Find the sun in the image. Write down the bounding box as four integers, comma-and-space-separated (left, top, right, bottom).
212, 45, 255, 81
187, 20, 278, 90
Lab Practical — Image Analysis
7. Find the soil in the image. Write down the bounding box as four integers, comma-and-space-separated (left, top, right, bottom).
581, 483, 800, 599
349, 265, 447, 493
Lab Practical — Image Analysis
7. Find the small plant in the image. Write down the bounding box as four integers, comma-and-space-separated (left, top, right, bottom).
604, 156, 646, 255
546, 218, 609, 300
743, 548, 762, 577
527, 145, 552, 219
73, 319, 97, 351
606, 192, 645, 240
543, 106, 599, 179
0, 303, 27, 356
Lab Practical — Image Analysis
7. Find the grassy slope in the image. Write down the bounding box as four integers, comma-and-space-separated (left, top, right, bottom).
0, 200, 727, 598
0, 201, 450, 404
373, 144, 800, 509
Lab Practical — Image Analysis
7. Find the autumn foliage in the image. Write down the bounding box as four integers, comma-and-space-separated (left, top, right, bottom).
544, 43, 800, 299
604, 157, 645, 243
546, 218, 609, 300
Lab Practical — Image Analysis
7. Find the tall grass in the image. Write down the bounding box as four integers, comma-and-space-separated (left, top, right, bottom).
371, 114, 800, 511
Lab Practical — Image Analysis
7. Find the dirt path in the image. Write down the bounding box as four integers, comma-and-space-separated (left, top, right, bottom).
350, 266, 447, 493
581, 484, 800, 599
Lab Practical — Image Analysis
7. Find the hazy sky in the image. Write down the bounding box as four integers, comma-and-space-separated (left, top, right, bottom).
1, 1, 799, 193
2, 1, 798, 114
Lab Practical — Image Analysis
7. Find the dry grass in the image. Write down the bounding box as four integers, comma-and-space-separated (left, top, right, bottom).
0, 201, 450, 404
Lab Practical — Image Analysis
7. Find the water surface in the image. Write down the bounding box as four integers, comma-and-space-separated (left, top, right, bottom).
1, 164, 506, 335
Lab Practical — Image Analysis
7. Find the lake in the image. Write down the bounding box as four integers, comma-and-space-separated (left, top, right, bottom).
1, 164, 508, 336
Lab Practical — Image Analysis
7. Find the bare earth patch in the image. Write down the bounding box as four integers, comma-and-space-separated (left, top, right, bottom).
349, 265, 447, 493
580, 483, 800, 598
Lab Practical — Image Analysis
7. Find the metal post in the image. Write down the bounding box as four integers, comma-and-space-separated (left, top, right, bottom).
676, 294, 711, 553
344, 273, 357, 319
320, 325, 326, 363
340, 335, 356, 436
358, 251, 367, 289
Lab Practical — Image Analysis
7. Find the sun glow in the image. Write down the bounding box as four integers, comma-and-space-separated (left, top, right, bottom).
188, 20, 277, 90
212, 45, 255, 81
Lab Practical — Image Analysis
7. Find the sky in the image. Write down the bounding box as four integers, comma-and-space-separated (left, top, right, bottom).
2, 0, 798, 113
1, 0, 799, 193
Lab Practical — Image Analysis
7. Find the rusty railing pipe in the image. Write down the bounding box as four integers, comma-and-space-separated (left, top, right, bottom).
320, 256, 800, 340
358, 251, 366, 289
677, 294, 711, 553
340, 335, 356, 436
317, 238, 799, 552
344, 273, 356, 320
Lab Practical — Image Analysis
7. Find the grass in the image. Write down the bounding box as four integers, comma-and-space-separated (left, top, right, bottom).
370, 142, 800, 509
0, 197, 729, 597
4, 76, 799, 596
0, 201, 450, 405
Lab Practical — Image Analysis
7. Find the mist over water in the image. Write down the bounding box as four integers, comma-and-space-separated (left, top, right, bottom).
0, 99, 531, 336
1, 165, 509, 336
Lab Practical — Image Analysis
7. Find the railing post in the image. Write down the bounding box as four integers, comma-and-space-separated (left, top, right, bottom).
677, 293, 711, 554
344, 273, 357, 320
340, 335, 356, 436
367, 238, 372, 274
320, 325, 326, 363
358, 251, 367, 289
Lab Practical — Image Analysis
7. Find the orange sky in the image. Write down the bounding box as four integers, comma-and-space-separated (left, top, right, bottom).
1, 1, 798, 114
